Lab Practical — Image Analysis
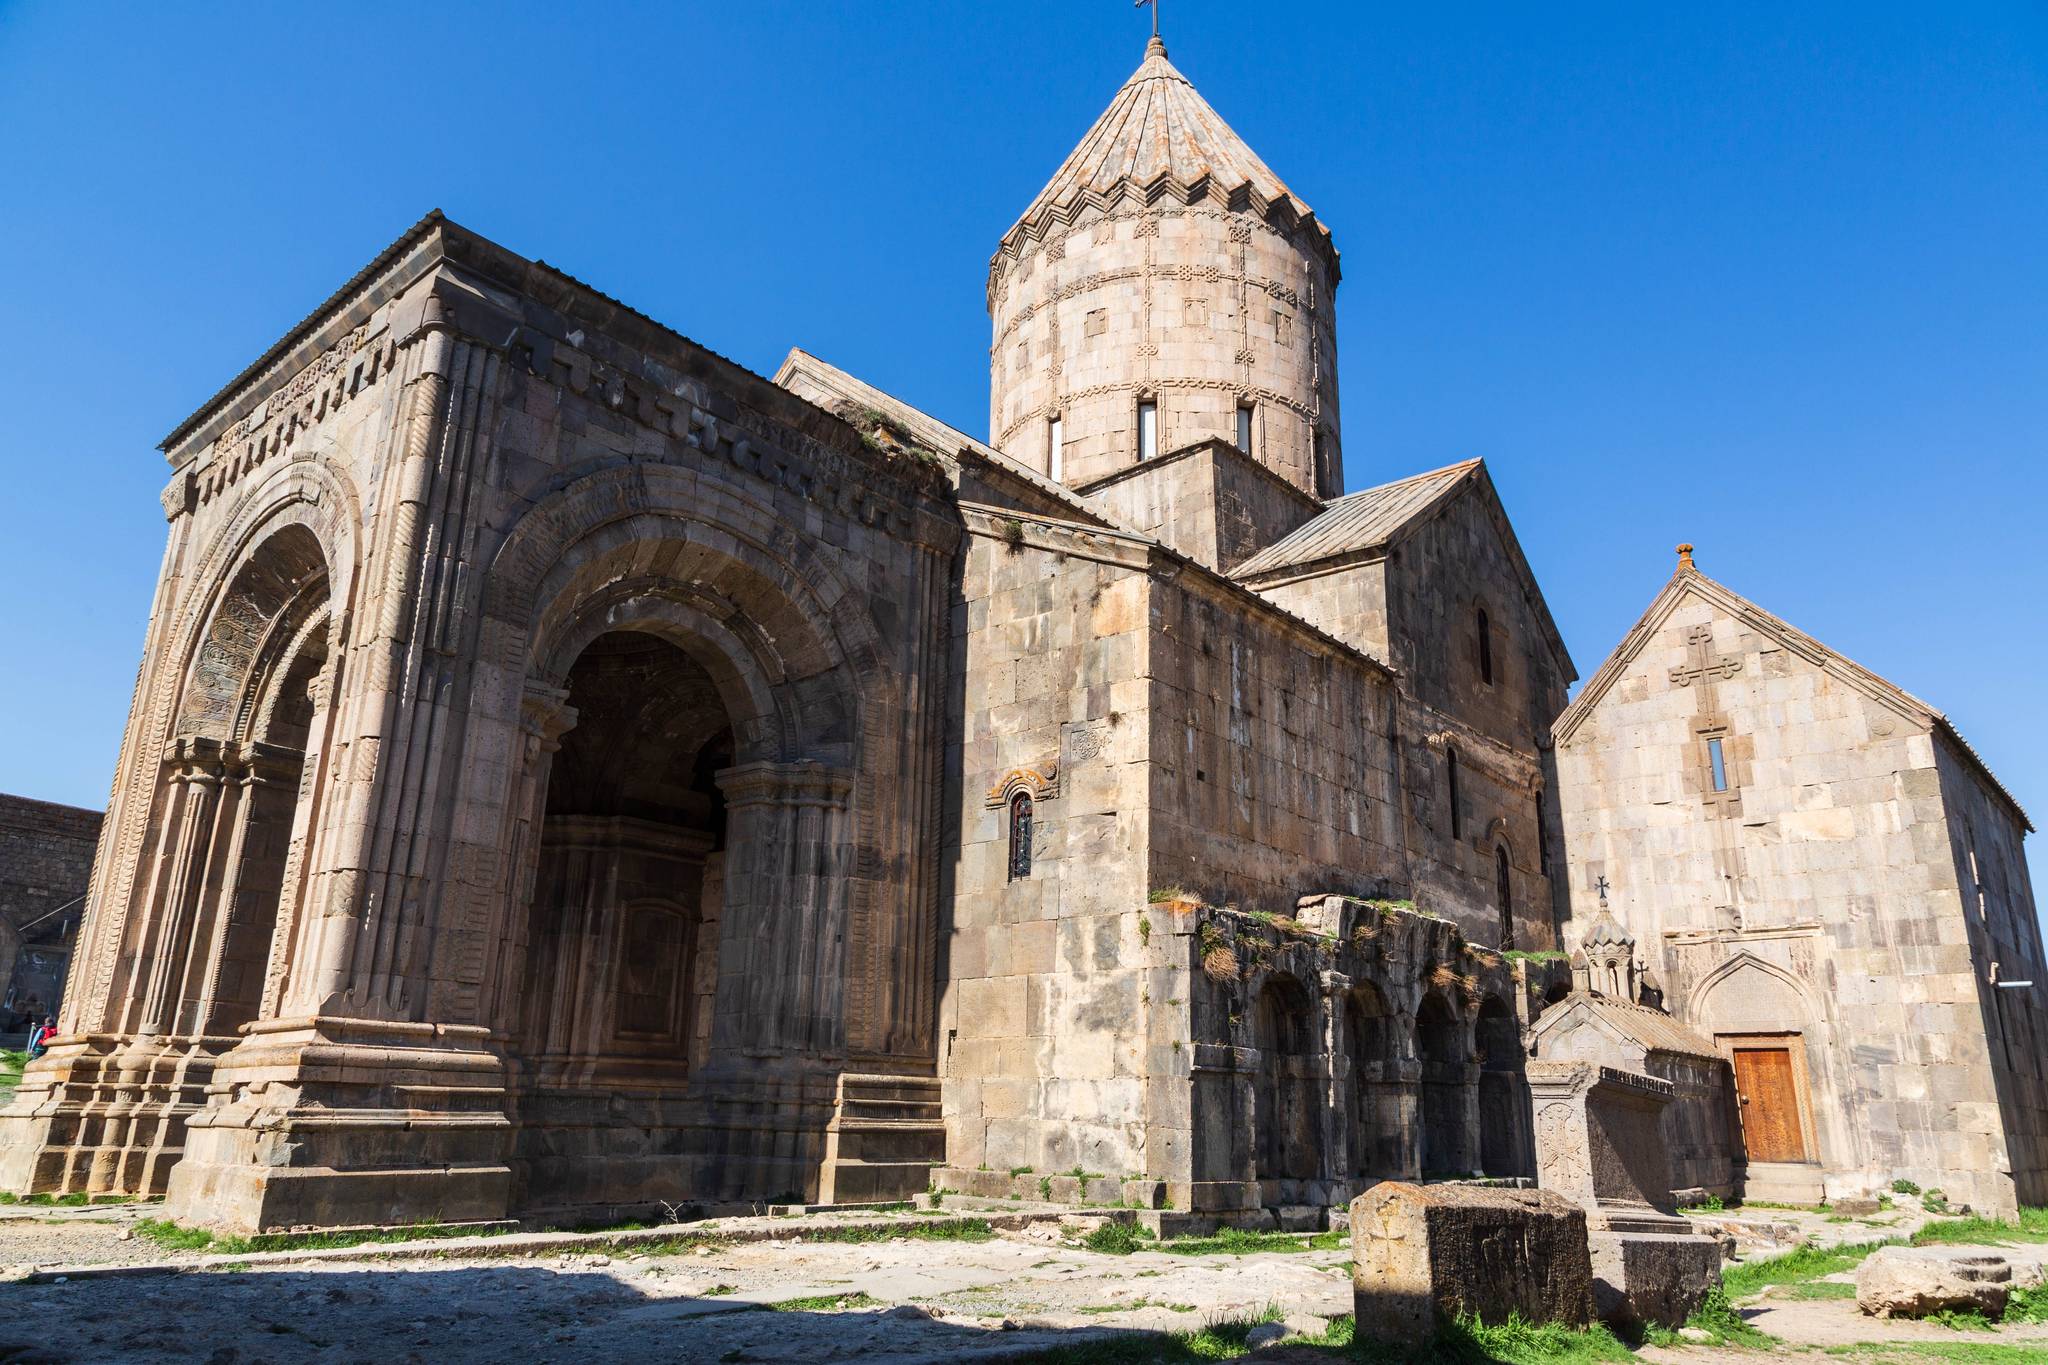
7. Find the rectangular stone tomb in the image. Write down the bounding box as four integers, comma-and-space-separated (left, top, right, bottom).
1528, 1059, 1723, 1327
1350, 1182, 1595, 1347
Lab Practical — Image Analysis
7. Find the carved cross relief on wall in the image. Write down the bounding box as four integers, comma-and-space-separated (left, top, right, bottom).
1668, 625, 1742, 688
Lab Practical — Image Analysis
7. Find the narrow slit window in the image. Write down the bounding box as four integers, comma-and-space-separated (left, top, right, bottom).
1477, 608, 1494, 686
1707, 737, 1728, 792
1048, 415, 1064, 482
1008, 792, 1034, 881
1137, 399, 1158, 461
1535, 793, 1549, 874
1235, 403, 1253, 454
1447, 748, 1463, 840
1495, 845, 1514, 949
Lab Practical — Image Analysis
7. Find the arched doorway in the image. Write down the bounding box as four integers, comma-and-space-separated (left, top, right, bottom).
1417, 991, 1471, 1177
1476, 994, 1531, 1176
1345, 983, 1402, 1177
511, 630, 734, 1210
1253, 976, 1321, 1189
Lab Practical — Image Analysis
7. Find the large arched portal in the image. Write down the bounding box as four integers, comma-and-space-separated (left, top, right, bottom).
511, 630, 735, 1211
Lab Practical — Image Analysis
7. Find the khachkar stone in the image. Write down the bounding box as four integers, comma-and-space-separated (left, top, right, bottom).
988, 36, 1342, 497
1528, 1060, 1723, 1328
1350, 1182, 1595, 1347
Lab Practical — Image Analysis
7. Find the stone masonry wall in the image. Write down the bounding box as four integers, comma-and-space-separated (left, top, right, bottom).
1145, 570, 1407, 914
939, 511, 1162, 1180
0, 795, 102, 1020
1557, 585, 2027, 1211
990, 204, 1340, 498
1934, 733, 2048, 1206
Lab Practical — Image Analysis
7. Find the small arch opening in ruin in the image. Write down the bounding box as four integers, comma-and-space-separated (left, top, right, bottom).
1253, 974, 1321, 1186
1477, 993, 1533, 1177
1346, 982, 1402, 1177
1416, 990, 1471, 1177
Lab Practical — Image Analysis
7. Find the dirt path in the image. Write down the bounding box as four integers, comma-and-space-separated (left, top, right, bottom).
0, 1213, 1353, 1363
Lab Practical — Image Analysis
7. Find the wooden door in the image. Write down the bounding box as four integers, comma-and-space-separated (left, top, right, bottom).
1733, 1047, 1805, 1162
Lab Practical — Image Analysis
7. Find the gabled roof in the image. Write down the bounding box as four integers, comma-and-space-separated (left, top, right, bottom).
772, 348, 1131, 532
992, 37, 1336, 280
1231, 459, 1575, 682
1230, 460, 1478, 580
1555, 556, 2032, 831
1534, 992, 1723, 1062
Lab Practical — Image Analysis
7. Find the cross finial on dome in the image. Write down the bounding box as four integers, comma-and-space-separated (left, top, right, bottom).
1136, 0, 1162, 46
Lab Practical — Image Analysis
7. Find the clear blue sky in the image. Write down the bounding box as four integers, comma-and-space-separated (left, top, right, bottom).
2, 2, 2043, 902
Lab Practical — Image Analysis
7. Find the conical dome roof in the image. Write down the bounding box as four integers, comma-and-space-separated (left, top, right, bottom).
993, 37, 1336, 277
1582, 908, 1635, 950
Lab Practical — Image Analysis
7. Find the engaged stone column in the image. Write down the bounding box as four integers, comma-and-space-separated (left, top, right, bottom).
708, 761, 855, 1067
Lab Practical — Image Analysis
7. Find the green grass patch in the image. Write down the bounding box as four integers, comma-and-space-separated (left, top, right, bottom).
765, 1290, 880, 1312
1822, 1346, 2048, 1363
1913, 1207, 2048, 1248
2004, 1282, 2048, 1324
1075, 1299, 1198, 1315
134, 1217, 532, 1257
135, 1218, 253, 1255
0, 1191, 111, 1207
1776, 1280, 1858, 1300
793, 1218, 993, 1245
1661, 1285, 1775, 1348
1157, 1227, 1315, 1256
1014, 1309, 1626, 1364
1082, 1220, 1156, 1256
1306, 1229, 1348, 1251
1352, 1313, 1632, 1364
1721, 1239, 1893, 1297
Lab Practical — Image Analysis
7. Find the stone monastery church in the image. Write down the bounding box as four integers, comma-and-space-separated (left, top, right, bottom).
3, 37, 2040, 1233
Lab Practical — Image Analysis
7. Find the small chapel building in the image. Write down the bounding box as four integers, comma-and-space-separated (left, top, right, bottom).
1553, 547, 2048, 1213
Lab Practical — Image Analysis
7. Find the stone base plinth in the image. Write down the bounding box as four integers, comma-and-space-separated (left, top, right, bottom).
1588, 1227, 1723, 1327
0, 1032, 234, 1199
163, 1016, 514, 1234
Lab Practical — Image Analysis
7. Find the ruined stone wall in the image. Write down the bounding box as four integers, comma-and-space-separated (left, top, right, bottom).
989, 204, 1340, 500
1557, 587, 2026, 1211
1933, 734, 2048, 1206
0, 796, 101, 1022
1145, 571, 1407, 914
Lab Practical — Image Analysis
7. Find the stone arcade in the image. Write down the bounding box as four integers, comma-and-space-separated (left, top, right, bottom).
1, 37, 2038, 1240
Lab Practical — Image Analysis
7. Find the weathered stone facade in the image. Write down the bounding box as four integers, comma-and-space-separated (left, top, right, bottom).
0, 795, 101, 1028
1555, 551, 2047, 1213
19, 34, 2033, 1250
0, 219, 960, 1228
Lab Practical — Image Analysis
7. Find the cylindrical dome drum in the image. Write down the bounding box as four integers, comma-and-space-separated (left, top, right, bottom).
988, 37, 1341, 499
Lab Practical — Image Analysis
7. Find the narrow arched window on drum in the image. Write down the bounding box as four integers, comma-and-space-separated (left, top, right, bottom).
1008, 791, 1033, 880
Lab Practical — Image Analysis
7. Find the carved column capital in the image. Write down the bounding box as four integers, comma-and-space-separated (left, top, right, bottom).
518, 683, 577, 760
715, 760, 854, 811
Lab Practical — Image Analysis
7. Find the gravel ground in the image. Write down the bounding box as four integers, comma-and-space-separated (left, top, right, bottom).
0, 1212, 1352, 1363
